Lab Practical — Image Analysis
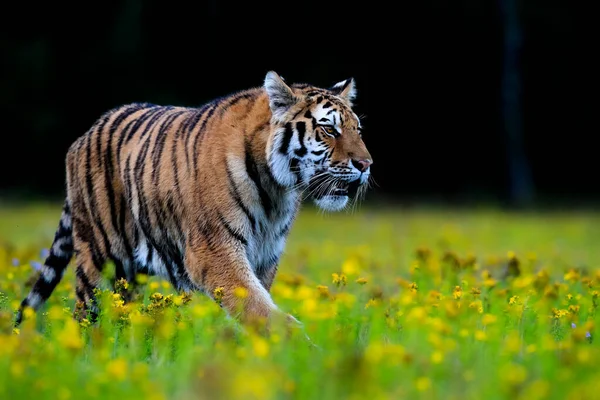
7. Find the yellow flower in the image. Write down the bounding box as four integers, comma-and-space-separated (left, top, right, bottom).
470, 287, 481, 296
483, 278, 497, 288
57, 319, 83, 351
251, 336, 269, 358
213, 287, 224, 305
415, 377, 431, 392
136, 273, 148, 284
431, 351, 444, 364
509, 295, 520, 305
469, 299, 483, 314
106, 358, 128, 381
409, 282, 418, 292
500, 363, 528, 386
79, 318, 91, 329
233, 287, 248, 299
474, 330, 487, 341
504, 332, 521, 354
332, 273, 347, 287
316, 285, 330, 298
482, 313, 497, 326
564, 269, 580, 282
23, 306, 35, 320
551, 308, 569, 319
341, 257, 360, 276
453, 286, 462, 300
355, 277, 368, 285
365, 298, 380, 309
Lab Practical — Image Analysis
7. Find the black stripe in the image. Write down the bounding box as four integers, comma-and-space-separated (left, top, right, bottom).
294, 122, 307, 157
191, 104, 218, 177
279, 220, 293, 237
59, 240, 73, 254
292, 107, 306, 120
201, 268, 207, 286
123, 155, 133, 209
226, 165, 257, 230
279, 122, 293, 155
263, 164, 284, 190
290, 158, 300, 183
316, 96, 324, 104
103, 107, 139, 245
323, 101, 333, 109
45, 253, 66, 269
134, 127, 155, 177
152, 111, 186, 184
218, 213, 247, 246
76, 266, 96, 300
171, 135, 183, 201
314, 129, 325, 143
312, 149, 325, 156
118, 194, 134, 262
219, 92, 255, 117
165, 196, 183, 239
124, 107, 164, 143
245, 140, 273, 217
89, 238, 105, 272
113, 257, 126, 280
115, 119, 138, 169
134, 142, 180, 286
257, 255, 280, 277
183, 105, 210, 164
84, 124, 112, 262
33, 274, 60, 300
145, 244, 154, 266
138, 107, 172, 140
327, 109, 335, 116
248, 121, 269, 142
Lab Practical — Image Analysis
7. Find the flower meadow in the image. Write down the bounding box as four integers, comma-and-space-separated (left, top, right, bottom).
1, 203, 600, 399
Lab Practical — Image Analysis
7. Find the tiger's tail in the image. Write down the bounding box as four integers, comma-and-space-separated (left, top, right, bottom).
15, 200, 74, 326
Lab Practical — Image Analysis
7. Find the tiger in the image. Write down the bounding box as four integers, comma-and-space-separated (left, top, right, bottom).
15, 71, 373, 327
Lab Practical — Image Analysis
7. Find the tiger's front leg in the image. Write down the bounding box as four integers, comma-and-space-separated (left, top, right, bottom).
185, 243, 279, 328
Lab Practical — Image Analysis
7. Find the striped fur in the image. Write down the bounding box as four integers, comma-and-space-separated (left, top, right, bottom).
16, 71, 373, 326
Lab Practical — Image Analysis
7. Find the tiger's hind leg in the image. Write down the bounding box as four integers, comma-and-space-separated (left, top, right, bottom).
71, 219, 108, 323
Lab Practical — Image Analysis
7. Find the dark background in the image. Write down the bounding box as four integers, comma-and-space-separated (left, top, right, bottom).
1, 1, 596, 207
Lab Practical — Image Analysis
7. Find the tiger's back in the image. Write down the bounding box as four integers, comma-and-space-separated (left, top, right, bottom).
16, 71, 373, 326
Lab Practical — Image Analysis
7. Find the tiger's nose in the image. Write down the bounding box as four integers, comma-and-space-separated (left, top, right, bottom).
351, 159, 372, 172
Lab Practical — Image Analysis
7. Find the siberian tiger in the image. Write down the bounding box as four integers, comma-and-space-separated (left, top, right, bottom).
15, 71, 373, 327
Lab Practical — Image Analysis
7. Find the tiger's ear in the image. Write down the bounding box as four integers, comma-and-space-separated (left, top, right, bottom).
330, 78, 357, 105
264, 71, 298, 120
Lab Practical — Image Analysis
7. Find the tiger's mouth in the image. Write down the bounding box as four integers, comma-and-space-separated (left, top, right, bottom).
309, 175, 362, 199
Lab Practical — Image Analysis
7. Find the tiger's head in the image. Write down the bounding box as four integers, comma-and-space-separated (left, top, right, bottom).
264, 71, 373, 212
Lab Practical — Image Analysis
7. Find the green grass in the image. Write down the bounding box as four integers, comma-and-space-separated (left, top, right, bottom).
1, 202, 600, 399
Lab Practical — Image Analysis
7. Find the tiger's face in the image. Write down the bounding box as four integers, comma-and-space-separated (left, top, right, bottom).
265, 71, 373, 211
